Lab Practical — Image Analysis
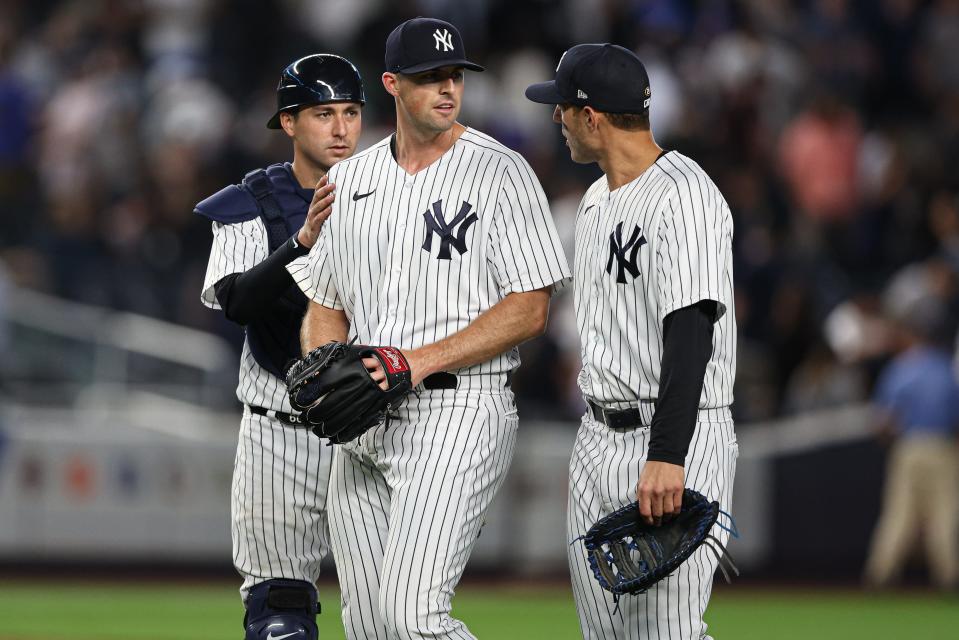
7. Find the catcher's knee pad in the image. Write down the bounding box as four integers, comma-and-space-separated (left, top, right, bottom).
244, 579, 319, 640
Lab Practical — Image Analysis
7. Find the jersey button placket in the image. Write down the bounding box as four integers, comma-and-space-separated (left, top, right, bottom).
382, 174, 413, 326
395, 175, 413, 261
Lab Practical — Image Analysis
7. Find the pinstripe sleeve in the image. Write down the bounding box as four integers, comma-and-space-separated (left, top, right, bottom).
489, 158, 572, 296
201, 219, 268, 309
655, 173, 732, 324
286, 226, 343, 310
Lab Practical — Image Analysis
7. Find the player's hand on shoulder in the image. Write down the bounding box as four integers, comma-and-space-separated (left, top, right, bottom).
297, 175, 336, 248
635, 461, 685, 526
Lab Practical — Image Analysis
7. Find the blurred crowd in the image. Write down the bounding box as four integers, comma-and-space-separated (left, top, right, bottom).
2, 0, 958, 422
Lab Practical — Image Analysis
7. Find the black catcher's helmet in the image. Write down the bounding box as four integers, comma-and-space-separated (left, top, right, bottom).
267, 54, 365, 129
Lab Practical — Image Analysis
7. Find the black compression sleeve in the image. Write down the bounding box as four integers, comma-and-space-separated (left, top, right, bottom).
213, 235, 309, 325
646, 300, 717, 465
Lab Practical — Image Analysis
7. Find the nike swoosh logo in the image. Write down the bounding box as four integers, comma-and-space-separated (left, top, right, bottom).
352, 190, 375, 201
266, 632, 299, 640
583, 205, 595, 214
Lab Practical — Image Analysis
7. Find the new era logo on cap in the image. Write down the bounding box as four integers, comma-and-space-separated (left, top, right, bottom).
577, 89, 588, 99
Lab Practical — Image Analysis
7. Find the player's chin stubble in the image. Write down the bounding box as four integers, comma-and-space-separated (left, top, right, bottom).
426, 105, 458, 133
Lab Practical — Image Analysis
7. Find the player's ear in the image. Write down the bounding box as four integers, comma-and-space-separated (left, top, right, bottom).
583, 106, 600, 132
382, 72, 400, 98
279, 111, 297, 138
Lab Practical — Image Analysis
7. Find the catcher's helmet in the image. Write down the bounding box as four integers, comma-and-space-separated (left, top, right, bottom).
267, 54, 365, 129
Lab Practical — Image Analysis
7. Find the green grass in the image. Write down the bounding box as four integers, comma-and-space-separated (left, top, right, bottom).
704, 590, 959, 640
0, 582, 956, 639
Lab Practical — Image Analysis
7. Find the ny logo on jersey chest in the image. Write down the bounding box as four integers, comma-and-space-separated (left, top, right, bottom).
606, 221, 646, 283
422, 199, 478, 260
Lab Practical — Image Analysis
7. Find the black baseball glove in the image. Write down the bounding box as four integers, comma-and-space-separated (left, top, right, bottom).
579, 488, 738, 598
285, 340, 413, 444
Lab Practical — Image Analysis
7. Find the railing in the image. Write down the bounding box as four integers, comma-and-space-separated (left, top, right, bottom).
1, 287, 236, 407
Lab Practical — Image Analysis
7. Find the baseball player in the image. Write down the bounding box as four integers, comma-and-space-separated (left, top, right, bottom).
196, 54, 365, 640
287, 18, 571, 640
527, 44, 738, 639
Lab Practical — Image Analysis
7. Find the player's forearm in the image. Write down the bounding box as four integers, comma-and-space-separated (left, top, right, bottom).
214, 236, 310, 325
406, 287, 551, 380
300, 300, 349, 353
647, 301, 716, 465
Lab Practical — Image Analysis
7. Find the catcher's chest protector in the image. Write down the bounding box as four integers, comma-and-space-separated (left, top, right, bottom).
241, 164, 311, 377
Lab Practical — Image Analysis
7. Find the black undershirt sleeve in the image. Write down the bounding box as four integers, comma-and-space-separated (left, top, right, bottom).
213, 235, 309, 325
646, 300, 717, 466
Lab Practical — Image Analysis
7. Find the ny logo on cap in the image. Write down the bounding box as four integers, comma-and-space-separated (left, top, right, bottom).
606, 222, 646, 283
423, 199, 478, 259
434, 28, 453, 52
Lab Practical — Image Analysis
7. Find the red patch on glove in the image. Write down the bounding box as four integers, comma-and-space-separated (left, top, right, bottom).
374, 347, 410, 374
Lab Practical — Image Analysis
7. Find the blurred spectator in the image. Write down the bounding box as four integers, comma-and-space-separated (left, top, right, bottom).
863, 298, 959, 590
783, 340, 867, 413
0, 22, 32, 171
0, 16, 37, 249
778, 96, 863, 223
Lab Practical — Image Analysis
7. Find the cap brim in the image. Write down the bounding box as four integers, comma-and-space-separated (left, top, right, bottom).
525, 81, 566, 105
398, 59, 485, 74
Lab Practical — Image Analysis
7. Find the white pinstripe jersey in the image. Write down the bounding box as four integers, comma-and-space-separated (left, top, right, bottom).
201, 217, 295, 412
288, 128, 571, 382
574, 150, 736, 409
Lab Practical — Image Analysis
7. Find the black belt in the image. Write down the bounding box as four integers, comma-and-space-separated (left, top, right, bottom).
250, 373, 511, 424
423, 372, 458, 389
248, 379, 461, 425
588, 400, 645, 430
249, 405, 304, 426
420, 371, 513, 390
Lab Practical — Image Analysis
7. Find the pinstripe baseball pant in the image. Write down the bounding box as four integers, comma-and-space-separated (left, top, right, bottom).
233, 409, 333, 598
567, 412, 738, 639
327, 389, 518, 640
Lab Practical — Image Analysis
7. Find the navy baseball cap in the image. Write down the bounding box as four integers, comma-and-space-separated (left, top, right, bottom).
526, 44, 651, 114
385, 17, 484, 75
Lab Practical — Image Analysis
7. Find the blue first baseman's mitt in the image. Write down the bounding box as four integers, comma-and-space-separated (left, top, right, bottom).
580, 488, 738, 598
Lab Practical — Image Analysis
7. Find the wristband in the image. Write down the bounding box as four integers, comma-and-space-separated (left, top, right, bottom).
289, 234, 311, 257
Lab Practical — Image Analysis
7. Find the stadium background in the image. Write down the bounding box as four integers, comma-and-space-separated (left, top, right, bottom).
1, 0, 958, 638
